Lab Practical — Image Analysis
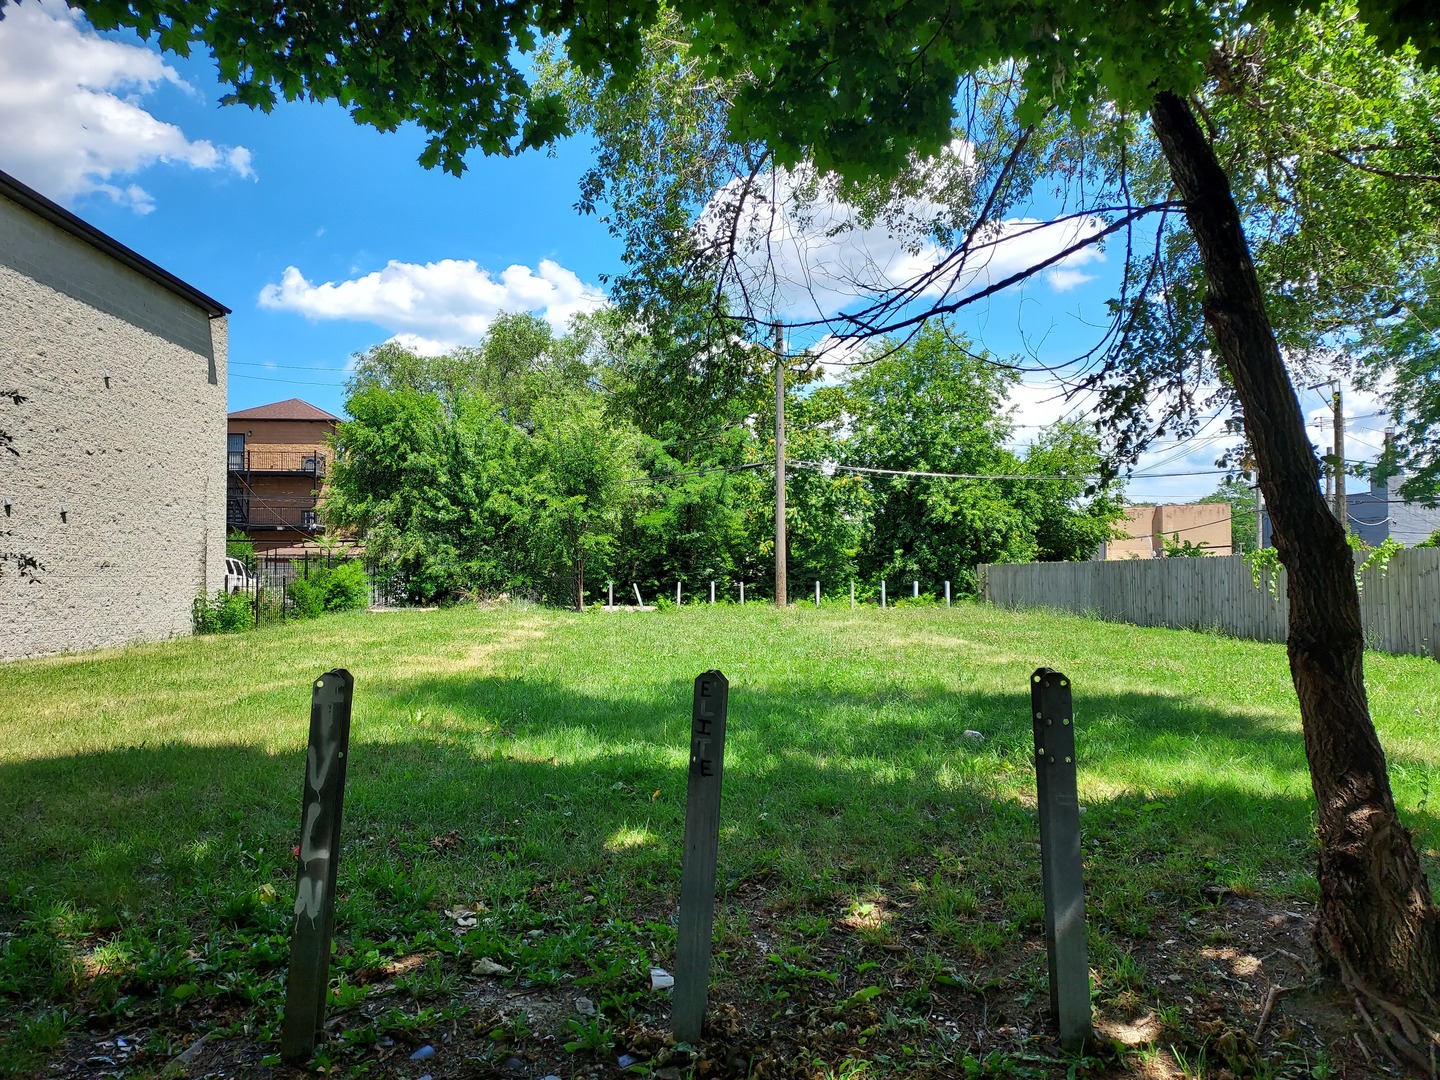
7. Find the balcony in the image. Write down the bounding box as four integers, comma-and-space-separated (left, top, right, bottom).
227, 449, 327, 477
227, 493, 322, 532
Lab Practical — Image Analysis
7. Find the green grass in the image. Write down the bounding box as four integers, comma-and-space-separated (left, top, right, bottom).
0, 601, 1436, 1075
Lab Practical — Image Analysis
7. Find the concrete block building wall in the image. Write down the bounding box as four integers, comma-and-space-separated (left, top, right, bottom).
0, 178, 228, 660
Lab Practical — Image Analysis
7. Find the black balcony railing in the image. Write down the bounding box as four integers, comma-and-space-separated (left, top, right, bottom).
227, 493, 322, 532
227, 449, 327, 476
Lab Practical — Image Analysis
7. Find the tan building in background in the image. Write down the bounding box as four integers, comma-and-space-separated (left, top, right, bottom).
0, 168, 228, 660
226, 398, 340, 554
1102, 503, 1232, 559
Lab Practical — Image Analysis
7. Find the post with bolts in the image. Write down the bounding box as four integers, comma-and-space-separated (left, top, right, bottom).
673, 671, 729, 1044
1029, 668, 1092, 1053
281, 670, 355, 1063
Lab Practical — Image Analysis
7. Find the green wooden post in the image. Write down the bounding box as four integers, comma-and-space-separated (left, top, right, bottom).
281, 669, 354, 1063
672, 671, 729, 1043
1030, 668, 1092, 1052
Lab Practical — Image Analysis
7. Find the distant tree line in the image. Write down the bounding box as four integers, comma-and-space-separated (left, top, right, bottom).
324, 314, 1125, 607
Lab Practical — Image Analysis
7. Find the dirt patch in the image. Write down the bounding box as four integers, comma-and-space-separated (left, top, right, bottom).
39, 886, 1402, 1080
399, 628, 549, 677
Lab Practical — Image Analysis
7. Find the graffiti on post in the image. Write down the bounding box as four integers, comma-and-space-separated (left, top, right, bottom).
281, 669, 354, 1063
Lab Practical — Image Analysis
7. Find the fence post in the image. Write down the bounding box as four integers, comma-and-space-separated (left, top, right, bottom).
710, 581, 715, 604
850, 581, 855, 610
633, 583, 645, 607
282, 579, 288, 621
913, 580, 919, 599
608, 581, 614, 608
739, 582, 745, 605
814, 580, 820, 607
1030, 668, 1092, 1053
673, 670, 729, 1044
881, 580, 887, 608
677, 581, 682, 606
281, 669, 355, 1063
945, 581, 951, 607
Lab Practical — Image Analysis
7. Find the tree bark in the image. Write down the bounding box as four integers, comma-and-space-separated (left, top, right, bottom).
576, 550, 585, 612
1149, 90, 1440, 1013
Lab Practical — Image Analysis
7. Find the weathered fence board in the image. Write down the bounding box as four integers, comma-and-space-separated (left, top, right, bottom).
979, 549, 1440, 660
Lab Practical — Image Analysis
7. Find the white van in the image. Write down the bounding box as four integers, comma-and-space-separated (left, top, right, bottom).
223, 557, 253, 594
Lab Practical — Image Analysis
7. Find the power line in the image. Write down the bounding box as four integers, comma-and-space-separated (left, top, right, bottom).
789, 459, 1229, 482
231, 372, 346, 387
621, 462, 765, 485
231, 361, 350, 373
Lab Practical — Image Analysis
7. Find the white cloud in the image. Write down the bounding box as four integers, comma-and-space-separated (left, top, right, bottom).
1045, 268, 1097, 292
0, 0, 253, 211
699, 152, 1106, 323
258, 257, 607, 352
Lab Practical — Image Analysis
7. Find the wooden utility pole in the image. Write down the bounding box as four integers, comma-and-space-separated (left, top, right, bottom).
774, 322, 787, 607
1332, 386, 1346, 530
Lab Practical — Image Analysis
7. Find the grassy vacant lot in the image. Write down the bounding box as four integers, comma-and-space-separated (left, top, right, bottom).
0, 601, 1436, 1078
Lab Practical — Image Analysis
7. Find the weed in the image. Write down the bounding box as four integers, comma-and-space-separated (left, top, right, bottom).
562, 1014, 615, 1054
0, 1008, 76, 1078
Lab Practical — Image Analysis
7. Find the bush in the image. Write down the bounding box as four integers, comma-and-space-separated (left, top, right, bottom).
287, 560, 371, 619
193, 590, 254, 634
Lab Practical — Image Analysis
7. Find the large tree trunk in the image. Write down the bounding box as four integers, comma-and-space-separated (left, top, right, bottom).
1148, 91, 1440, 1019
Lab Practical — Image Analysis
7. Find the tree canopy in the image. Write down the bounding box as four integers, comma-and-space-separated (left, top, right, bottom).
326, 319, 1122, 605
43, 0, 1436, 179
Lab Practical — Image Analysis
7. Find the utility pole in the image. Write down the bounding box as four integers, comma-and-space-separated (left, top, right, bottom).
1332, 385, 1347, 530
774, 322, 787, 607
1244, 454, 1263, 552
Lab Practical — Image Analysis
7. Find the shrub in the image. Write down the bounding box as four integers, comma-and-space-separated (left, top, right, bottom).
322, 560, 371, 611
193, 590, 254, 634
287, 560, 371, 619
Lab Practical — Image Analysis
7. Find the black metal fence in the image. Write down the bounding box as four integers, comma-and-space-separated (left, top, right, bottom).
231, 553, 410, 611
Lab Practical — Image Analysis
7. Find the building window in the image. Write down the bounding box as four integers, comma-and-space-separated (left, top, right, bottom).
228, 433, 246, 472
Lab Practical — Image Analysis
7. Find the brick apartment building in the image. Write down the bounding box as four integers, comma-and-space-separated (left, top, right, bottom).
226, 398, 340, 554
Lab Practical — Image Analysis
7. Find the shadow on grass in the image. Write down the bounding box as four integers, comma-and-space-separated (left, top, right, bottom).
5, 670, 1440, 1080
3, 669, 1436, 925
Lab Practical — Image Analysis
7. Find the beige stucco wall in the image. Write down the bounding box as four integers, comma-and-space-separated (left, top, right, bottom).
0, 195, 226, 660
1105, 503, 1232, 559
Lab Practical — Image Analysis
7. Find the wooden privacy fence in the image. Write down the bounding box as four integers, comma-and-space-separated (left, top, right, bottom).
978, 549, 1440, 660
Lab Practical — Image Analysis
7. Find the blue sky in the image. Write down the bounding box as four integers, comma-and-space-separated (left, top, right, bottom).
0, 1, 1392, 503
